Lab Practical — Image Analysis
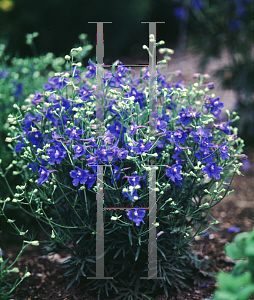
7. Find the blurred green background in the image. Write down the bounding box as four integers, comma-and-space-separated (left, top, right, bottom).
0, 0, 181, 63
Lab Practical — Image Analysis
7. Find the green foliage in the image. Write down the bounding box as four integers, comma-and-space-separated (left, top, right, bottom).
211, 227, 254, 300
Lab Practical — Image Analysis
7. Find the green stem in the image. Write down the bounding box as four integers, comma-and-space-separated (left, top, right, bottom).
2, 174, 14, 197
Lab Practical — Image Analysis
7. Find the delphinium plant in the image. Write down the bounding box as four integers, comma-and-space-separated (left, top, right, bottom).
0, 35, 247, 300
0, 32, 92, 199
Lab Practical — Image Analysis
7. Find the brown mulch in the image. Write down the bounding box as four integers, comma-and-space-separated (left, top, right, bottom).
1, 146, 254, 300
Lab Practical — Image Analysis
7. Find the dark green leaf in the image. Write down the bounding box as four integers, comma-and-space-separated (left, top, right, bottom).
128, 226, 133, 246
135, 246, 141, 261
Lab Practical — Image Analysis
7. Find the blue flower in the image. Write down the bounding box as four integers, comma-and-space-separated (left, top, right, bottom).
86, 61, 96, 79
189, 106, 201, 119
202, 162, 223, 180
132, 139, 153, 155
173, 129, 188, 144
219, 142, 230, 160
177, 107, 191, 126
190, 125, 212, 143
206, 97, 224, 118
73, 143, 86, 159
174, 7, 187, 20
31, 91, 43, 105
166, 164, 183, 186
29, 131, 43, 147
43, 78, 55, 92
241, 159, 251, 171
109, 70, 125, 87
195, 149, 214, 164
117, 148, 128, 160
21, 113, 36, 130
125, 87, 146, 109
46, 107, 57, 122
172, 142, 182, 159
110, 165, 121, 184
126, 207, 146, 226
216, 120, 232, 135
122, 187, 139, 202
199, 137, 214, 152
37, 166, 58, 185
167, 102, 177, 110
61, 97, 71, 111
86, 154, 98, 173
206, 82, 215, 89
69, 167, 89, 186
175, 157, 185, 165
14, 142, 26, 152
117, 62, 128, 76
78, 84, 92, 101
107, 121, 127, 142
157, 72, 171, 90
128, 121, 138, 135
227, 226, 241, 233
37, 166, 50, 185
47, 144, 67, 165
28, 162, 38, 173
156, 116, 168, 132
29, 158, 47, 173
65, 126, 82, 140
52, 76, 68, 90
86, 172, 97, 190
123, 173, 142, 186
94, 145, 114, 164
163, 130, 174, 143
175, 79, 185, 90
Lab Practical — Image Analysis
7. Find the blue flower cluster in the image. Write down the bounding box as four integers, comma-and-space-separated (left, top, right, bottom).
12, 60, 236, 227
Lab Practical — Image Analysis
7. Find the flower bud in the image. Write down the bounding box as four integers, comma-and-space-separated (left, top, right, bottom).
25, 272, 31, 278
193, 73, 201, 78
24, 240, 39, 246
207, 82, 215, 89
8, 267, 19, 273
71, 47, 82, 53
157, 40, 165, 45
